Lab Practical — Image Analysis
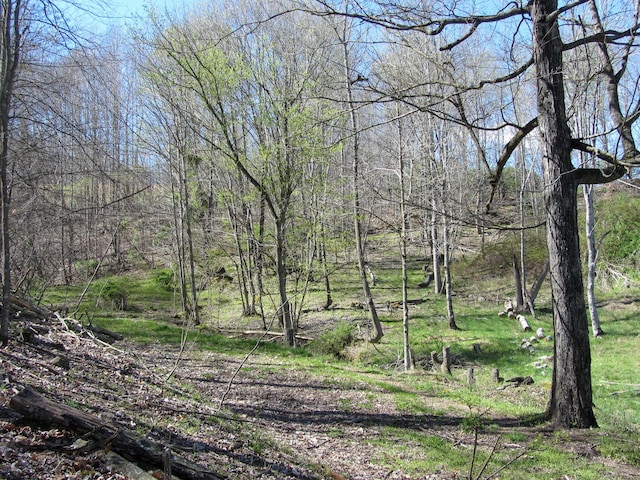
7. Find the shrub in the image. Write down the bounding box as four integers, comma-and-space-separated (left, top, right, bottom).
309, 321, 357, 359
76, 259, 99, 279
98, 278, 129, 311
597, 192, 640, 270
153, 268, 176, 291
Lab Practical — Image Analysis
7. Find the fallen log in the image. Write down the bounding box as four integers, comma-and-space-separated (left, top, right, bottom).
9, 387, 226, 480
8, 294, 54, 320
515, 314, 531, 331
86, 323, 125, 343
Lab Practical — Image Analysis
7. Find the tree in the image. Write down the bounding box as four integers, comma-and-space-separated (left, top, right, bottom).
336, 15, 384, 343
311, 0, 638, 427
142, 2, 338, 346
0, 0, 24, 345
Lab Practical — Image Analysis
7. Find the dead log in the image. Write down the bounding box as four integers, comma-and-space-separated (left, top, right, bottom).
515, 314, 531, 331
505, 376, 534, 387
6, 294, 54, 320
9, 387, 226, 480
86, 323, 124, 343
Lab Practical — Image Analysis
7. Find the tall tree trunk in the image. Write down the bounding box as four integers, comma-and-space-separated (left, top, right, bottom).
583, 184, 603, 337
170, 160, 189, 319
256, 194, 266, 328
340, 23, 383, 343
276, 214, 295, 347
0, 0, 21, 346
518, 153, 536, 316
397, 106, 411, 370
442, 199, 457, 330
513, 254, 524, 312
532, 0, 597, 428
180, 154, 199, 326
319, 223, 333, 310
431, 191, 442, 294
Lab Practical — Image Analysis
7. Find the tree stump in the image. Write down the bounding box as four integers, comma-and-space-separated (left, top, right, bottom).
430, 351, 440, 371
441, 346, 451, 375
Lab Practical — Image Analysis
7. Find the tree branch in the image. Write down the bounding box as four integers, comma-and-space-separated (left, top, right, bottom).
573, 165, 626, 185
486, 117, 539, 212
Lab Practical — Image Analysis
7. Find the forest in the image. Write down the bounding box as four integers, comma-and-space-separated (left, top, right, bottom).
1, 0, 640, 478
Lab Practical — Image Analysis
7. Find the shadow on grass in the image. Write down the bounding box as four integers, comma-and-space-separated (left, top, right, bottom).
226, 402, 548, 431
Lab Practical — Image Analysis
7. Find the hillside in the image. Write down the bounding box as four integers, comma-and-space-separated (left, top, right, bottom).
1, 280, 639, 479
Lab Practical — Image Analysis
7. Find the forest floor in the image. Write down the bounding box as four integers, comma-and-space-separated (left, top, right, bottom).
1, 315, 639, 480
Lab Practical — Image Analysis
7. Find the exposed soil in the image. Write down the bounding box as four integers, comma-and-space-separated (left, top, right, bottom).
1, 316, 638, 480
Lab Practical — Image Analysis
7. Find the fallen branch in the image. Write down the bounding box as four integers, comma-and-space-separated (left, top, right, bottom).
215, 328, 313, 341
9, 387, 226, 480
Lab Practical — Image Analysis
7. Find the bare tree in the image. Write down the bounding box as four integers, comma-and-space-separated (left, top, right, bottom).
0, 0, 23, 345
141, 2, 338, 346
311, 0, 638, 428
336, 15, 383, 343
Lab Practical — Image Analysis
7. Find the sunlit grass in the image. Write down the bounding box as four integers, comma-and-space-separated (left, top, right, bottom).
39, 245, 640, 477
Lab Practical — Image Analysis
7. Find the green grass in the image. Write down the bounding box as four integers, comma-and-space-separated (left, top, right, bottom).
92, 314, 313, 357
590, 302, 640, 429
38, 255, 640, 478
368, 427, 625, 480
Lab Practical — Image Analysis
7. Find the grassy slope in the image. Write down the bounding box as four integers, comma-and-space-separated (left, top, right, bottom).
40, 235, 640, 479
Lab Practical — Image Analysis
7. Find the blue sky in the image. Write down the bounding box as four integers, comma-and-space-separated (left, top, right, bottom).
113, 0, 194, 15
100, 0, 196, 25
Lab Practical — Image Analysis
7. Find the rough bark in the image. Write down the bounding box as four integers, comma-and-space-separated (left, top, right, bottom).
397, 105, 412, 371
441, 346, 451, 375
532, 0, 597, 428
442, 207, 457, 330
276, 215, 295, 347
513, 254, 524, 312
0, 0, 21, 346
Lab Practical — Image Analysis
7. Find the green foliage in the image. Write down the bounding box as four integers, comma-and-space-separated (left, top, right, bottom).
308, 321, 357, 359
152, 268, 176, 292
96, 278, 129, 311
597, 191, 640, 271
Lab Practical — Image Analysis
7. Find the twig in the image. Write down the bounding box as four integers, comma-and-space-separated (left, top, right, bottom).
163, 315, 198, 389
474, 434, 501, 480
72, 227, 119, 318
485, 449, 529, 479
469, 426, 479, 480
217, 306, 281, 411
609, 389, 640, 396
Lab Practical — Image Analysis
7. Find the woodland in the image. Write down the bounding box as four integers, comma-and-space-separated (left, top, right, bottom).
1, 0, 640, 479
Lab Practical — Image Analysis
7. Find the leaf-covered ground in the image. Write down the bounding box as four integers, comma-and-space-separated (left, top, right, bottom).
1, 316, 638, 480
